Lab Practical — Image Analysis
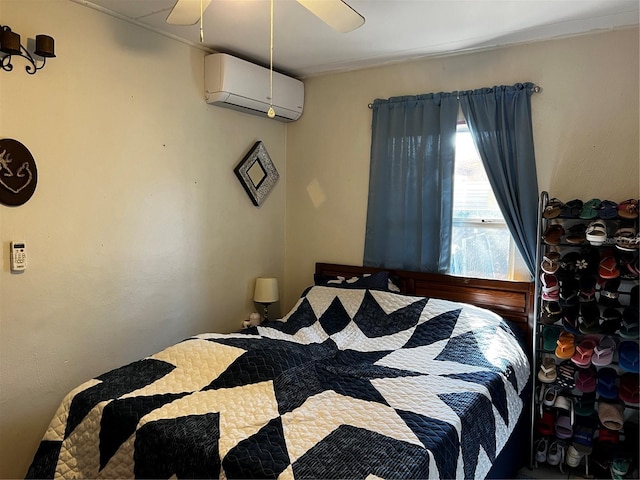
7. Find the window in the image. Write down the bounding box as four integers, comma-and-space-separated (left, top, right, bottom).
449, 123, 529, 281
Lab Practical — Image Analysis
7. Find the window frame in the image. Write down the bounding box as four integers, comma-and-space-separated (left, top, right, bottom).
449, 120, 528, 281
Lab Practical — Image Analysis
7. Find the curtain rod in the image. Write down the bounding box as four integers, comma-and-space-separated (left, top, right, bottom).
367, 84, 542, 108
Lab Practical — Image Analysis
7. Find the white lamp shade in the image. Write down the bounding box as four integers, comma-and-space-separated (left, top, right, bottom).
254, 277, 279, 303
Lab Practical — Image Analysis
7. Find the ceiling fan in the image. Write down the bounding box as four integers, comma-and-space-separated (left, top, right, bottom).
166, 0, 365, 33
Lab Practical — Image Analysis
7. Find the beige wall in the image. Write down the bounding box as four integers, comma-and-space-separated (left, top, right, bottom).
285, 27, 640, 310
0, 1, 286, 477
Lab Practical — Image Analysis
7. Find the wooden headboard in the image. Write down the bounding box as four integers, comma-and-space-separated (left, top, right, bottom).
315, 263, 535, 346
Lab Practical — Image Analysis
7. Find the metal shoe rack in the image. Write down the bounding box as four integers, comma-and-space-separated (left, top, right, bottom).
529, 191, 639, 476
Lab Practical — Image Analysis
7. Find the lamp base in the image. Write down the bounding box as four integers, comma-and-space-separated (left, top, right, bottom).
261, 303, 272, 322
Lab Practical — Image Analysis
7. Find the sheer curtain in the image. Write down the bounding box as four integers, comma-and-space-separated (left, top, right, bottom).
459, 83, 539, 276
363, 93, 459, 273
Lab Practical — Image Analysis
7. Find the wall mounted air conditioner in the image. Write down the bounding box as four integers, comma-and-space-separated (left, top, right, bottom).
204, 53, 304, 122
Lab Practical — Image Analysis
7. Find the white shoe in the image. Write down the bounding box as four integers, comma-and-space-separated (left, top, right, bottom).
535, 437, 549, 464
547, 440, 565, 471
543, 385, 561, 407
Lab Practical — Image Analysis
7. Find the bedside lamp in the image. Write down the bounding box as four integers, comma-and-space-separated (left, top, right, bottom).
254, 277, 279, 322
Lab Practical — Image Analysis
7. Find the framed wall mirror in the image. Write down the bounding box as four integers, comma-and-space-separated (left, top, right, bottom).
234, 141, 279, 206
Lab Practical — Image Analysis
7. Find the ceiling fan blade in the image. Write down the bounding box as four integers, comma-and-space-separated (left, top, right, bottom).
166, 0, 213, 25
296, 0, 365, 33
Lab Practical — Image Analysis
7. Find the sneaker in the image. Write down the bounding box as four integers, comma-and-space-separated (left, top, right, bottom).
611, 456, 631, 480
547, 440, 566, 470
543, 385, 561, 407
535, 436, 549, 464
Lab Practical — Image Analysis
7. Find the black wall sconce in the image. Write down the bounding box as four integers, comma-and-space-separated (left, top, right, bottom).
0, 25, 55, 75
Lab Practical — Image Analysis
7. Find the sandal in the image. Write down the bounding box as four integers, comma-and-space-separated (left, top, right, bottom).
575, 366, 597, 393
597, 427, 619, 445
599, 277, 621, 307
618, 251, 639, 279
586, 220, 607, 245
598, 400, 625, 430
542, 325, 563, 351
596, 367, 619, 399
536, 411, 554, 436
578, 275, 597, 303
599, 256, 620, 279
556, 251, 580, 279
543, 223, 564, 245
600, 307, 622, 335
555, 331, 576, 359
572, 422, 595, 454
560, 199, 583, 219
578, 302, 601, 334
557, 360, 576, 389
554, 393, 573, 413
566, 223, 587, 244
558, 277, 579, 307
579, 198, 601, 220
618, 340, 639, 372
571, 335, 599, 368
574, 392, 596, 416
601, 277, 622, 305
541, 301, 562, 324
598, 199, 619, 219
543, 197, 564, 219
619, 372, 639, 404
541, 250, 561, 274
620, 308, 640, 340
614, 226, 638, 251
541, 273, 560, 301
538, 356, 557, 383
617, 199, 638, 219
555, 414, 573, 439
565, 445, 583, 467
591, 335, 616, 366
562, 304, 581, 335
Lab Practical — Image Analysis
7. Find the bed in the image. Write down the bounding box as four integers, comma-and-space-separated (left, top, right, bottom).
27, 263, 534, 479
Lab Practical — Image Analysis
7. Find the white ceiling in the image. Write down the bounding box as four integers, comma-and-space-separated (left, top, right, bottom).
74, 0, 639, 77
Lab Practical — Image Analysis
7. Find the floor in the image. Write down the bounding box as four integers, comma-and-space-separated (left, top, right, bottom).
518, 462, 639, 479
518, 464, 594, 479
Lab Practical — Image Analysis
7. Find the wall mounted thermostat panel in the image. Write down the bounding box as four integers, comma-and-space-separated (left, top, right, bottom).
10, 241, 26, 272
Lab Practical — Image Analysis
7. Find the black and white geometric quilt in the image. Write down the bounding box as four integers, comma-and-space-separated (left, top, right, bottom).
27, 286, 530, 479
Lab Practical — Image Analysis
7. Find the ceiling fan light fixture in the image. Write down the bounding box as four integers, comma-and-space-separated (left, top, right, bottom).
166, 0, 213, 26
296, 0, 365, 33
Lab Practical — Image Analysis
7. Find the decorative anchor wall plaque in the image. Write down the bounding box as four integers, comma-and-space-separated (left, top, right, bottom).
0, 138, 38, 206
